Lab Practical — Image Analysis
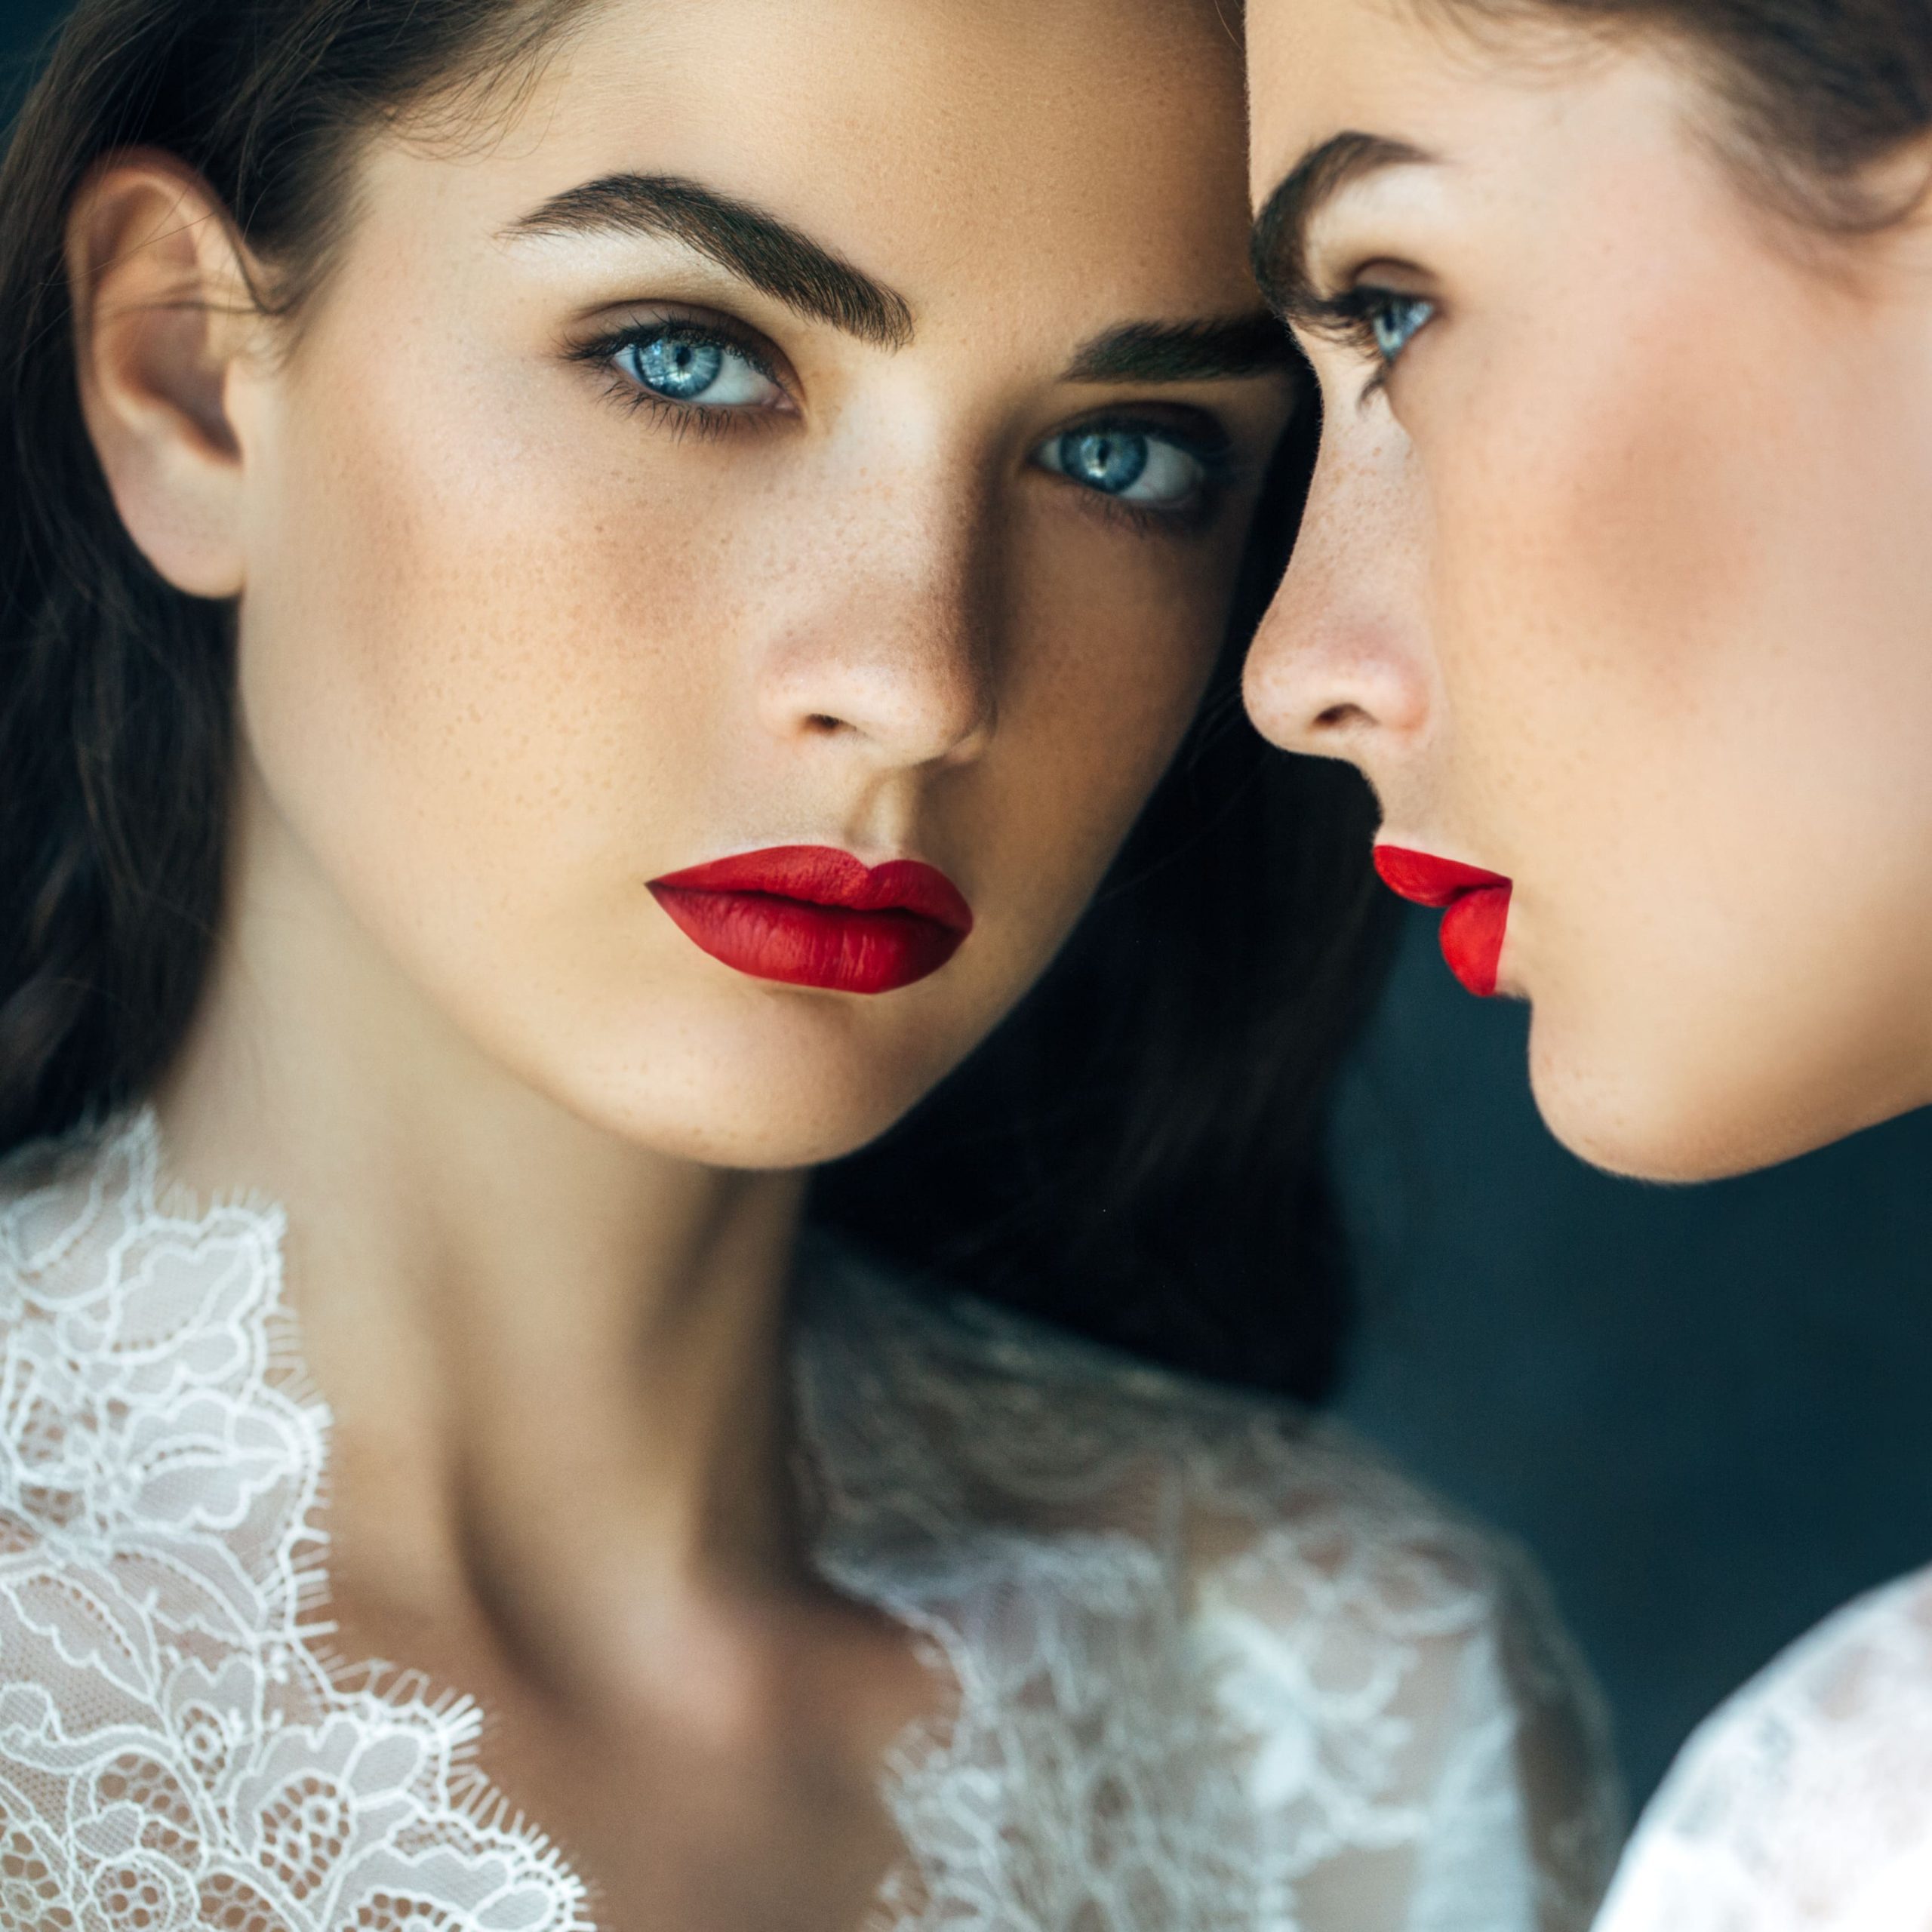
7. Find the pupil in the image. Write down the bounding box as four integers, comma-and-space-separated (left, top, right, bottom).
1066, 430, 1149, 495
638, 335, 724, 400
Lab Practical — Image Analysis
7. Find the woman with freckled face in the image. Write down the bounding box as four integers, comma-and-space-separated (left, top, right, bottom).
1243, 1, 1932, 1925
0, 0, 1623, 1926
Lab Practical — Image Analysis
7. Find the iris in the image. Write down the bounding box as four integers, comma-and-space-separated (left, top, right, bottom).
1370, 294, 1434, 366
627, 333, 726, 401
1057, 429, 1150, 497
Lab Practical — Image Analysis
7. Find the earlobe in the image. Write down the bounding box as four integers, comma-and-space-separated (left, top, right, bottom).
66, 154, 260, 600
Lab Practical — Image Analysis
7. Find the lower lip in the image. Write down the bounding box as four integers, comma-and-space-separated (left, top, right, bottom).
649, 848, 972, 996
1373, 846, 1514, 999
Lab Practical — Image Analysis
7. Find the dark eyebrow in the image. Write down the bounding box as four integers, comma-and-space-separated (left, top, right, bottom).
506, 173, 914, 350
1062, 314, 1297, 384
1250, 134, 1435, 325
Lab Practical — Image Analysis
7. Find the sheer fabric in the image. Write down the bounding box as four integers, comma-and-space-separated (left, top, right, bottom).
1595, 1569, 1932, 1932
0, 1113, 1623, 1930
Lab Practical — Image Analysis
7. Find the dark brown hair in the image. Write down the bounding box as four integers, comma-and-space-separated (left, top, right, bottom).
0, 0, 1392, 1401
0, 0, 595, 1157
1447, 0, 1932, 227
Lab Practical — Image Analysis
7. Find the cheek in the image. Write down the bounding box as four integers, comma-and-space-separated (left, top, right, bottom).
1426, 292, 1932, 1172
1432, 277, 1912, 890
236, 330, 748, 958
1432, 315, 1750, 820
978, 515, 1234, 939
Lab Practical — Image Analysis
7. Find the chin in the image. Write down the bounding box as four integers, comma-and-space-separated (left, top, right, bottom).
537, 990, 972, 1174
1526, 997, 1930, 1185
1525, 1016, 1841, 1186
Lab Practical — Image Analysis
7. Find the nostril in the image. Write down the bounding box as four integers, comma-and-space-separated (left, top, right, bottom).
804, 713, 843, 734
1317, 703, 1367, 729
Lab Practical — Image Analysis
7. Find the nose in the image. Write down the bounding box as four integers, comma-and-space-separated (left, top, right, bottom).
1244, 436, 1433, 768
755, 485, 997, 771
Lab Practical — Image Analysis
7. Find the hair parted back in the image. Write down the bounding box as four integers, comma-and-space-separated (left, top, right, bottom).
0, 0, 596, 1161
0, 0, 1394, 1401
1445, 0, 1932, 227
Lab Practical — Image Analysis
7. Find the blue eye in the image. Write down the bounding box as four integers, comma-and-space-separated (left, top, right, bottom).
1367, 292, 1435, 366
1038, 424, 1210, 512
629, 334, 722, 399
1060, 429, 1149, 494
612, 327, 783, 409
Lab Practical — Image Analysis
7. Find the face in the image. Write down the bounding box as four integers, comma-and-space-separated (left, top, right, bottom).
1244, 0, 1932, 1181
202, 0, 1291, 1168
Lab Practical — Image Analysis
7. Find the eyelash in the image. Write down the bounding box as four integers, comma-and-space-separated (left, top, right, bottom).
568, 321, 1241, 537
1052, 416, 1238, 538
568, 316, 792, 439
1303, 284, 1432, 401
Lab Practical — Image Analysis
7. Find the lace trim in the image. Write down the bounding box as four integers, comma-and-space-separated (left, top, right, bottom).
0, 1112, 593, 1932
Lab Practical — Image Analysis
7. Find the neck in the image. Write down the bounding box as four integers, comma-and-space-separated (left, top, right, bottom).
154, 774, 811, 1716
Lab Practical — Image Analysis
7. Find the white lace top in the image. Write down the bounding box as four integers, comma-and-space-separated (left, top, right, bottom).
1595, 1568, 1932, 1932
0, 1112, 1623, 1931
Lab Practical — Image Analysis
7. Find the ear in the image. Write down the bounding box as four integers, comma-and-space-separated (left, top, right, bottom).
66, 153, 263, 599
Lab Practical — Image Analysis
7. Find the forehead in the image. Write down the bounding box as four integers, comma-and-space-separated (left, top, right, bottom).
376, 0, 1260, 324
1246, 0, 1482, 200
1247, 0, 1708, 229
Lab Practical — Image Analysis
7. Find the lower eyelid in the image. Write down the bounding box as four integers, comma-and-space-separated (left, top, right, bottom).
1054, 469, 1227, 539
1081, 491, 1220, 540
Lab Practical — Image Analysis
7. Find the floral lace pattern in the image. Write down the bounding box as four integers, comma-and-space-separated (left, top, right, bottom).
0, 1115, 1623, 1930
1595, 1568, 1932, 1932
798, 1258, 1624, 1931
0, 1114, 591, 1932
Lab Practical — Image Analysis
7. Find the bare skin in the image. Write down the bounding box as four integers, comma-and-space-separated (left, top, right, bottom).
1242, 0, 1932, 1183
64, 0, 1294, 1923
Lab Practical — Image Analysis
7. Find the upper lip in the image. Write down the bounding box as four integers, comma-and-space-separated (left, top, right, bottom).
1373, 844, 1512, 909
648, 845, 974, 932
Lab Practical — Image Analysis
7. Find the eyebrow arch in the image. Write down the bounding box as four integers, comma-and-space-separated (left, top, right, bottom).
506, 173, 915, 350
1250, 134, 1435, 325
1063, 314, 1297, 383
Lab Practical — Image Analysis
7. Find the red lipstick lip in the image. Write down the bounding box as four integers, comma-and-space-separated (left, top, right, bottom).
648, 845, 974, 996
1374, 844, 1514, 999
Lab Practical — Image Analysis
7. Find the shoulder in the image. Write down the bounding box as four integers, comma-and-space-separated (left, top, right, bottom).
801, 1237, 1561, 1601
1598, 1567, 1932, 1932
0, 1109, 136, 1285
0, 1108, 322, 1666
0, 1109, 294, 1420
798, 1246, 1624, 1922
799, 1236, 1438, 1524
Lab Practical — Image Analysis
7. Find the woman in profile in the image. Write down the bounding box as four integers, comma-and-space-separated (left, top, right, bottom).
0, 0, 1616, 1926
1242, 2, 1932, 1925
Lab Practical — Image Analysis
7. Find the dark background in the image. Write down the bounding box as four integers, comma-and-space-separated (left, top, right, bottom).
8, 0, 1930, 1810
1, 0, 56, 115
1331, 911, 1932, 1801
